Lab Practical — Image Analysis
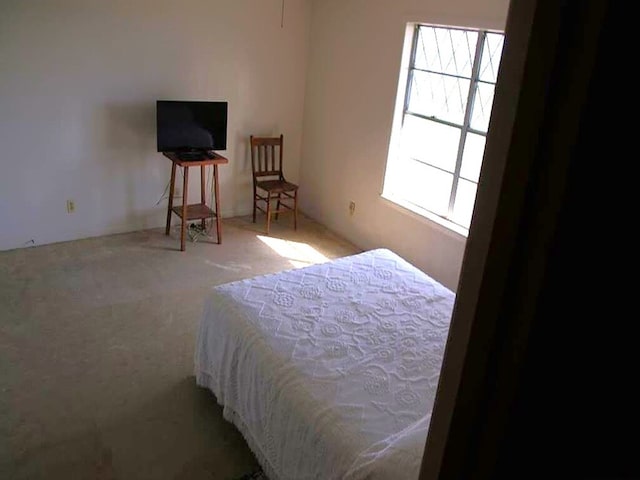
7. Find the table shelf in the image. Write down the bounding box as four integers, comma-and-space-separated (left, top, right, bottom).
171, 204, 217, 221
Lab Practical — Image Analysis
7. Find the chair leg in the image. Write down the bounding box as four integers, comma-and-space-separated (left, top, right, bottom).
294, 189, 298, 230
266, 191, 272, 235
276, 193, 281, 221
252, 186, 257, 223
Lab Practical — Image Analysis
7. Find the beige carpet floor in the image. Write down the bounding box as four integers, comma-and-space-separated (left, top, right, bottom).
0, 214, 360, 479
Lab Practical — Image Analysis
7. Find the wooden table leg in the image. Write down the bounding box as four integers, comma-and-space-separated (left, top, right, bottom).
165, 162, 177, 235
200, 165, 206, 231
214, 164, 221, 244
180, 166, 189, 251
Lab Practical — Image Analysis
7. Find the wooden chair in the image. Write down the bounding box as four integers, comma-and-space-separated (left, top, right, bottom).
250, 134, 298, 235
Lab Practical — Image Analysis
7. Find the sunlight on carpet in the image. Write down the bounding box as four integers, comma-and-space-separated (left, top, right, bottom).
257, 235, 328, 268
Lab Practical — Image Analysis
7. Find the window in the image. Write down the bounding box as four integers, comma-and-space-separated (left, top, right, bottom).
383, 25, 504, 233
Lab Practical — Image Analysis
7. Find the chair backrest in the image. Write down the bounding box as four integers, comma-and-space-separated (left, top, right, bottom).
250, 135, 284, 181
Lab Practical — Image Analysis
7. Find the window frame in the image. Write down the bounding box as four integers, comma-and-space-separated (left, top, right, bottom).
384, 24, 503, 233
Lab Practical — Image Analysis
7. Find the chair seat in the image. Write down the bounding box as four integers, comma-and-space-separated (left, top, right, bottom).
256, 179, 298, 193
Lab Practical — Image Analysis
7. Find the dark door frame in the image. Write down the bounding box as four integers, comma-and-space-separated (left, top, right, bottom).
418, 1, 625, 478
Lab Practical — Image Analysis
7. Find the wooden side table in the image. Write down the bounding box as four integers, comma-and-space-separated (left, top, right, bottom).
163, 152, 229, 251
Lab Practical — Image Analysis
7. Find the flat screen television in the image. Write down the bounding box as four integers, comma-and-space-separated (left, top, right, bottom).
156, 100, 228, 153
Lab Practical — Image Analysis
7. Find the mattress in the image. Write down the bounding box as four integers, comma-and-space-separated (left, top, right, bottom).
194, 248, 455, 480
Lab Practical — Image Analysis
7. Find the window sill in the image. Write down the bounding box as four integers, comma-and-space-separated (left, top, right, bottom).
380, 193, 469, 240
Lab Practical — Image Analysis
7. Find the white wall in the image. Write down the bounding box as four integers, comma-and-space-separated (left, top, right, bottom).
299, 0, 508, 290
0, 0, 310, 251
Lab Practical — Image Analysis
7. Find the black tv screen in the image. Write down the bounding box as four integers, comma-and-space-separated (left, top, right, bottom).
156, 101, 228, 152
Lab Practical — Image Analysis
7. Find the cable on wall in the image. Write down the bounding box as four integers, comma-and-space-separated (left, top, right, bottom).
281, 0, 285, 28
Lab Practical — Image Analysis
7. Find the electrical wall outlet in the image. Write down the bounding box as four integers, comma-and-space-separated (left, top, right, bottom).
174, 186, 181, 198
66, 200, 75, 213
349, 201, 356, 216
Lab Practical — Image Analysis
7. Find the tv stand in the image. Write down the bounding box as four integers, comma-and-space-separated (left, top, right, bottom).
163, 151, 229, 251
174, 150, 214, 161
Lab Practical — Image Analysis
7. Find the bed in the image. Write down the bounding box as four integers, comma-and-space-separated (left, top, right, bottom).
194, 248, 455, 480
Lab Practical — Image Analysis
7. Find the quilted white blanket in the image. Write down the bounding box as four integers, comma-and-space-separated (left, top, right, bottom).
195, 249, 454, 480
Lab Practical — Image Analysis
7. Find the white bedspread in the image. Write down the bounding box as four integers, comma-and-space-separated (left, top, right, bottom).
195, 248, 454, 480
